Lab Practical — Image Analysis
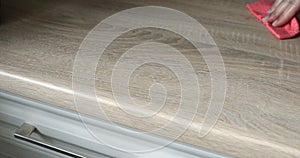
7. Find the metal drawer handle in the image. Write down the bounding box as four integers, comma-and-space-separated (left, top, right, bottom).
14, 123, 85, 158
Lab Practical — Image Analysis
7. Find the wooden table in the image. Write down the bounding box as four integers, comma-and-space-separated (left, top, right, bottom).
0, 0, 299, 157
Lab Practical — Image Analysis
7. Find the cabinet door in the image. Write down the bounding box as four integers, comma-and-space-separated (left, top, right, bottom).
0, 91, 228, 158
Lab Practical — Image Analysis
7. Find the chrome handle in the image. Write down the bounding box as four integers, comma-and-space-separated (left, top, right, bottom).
14, 123, 85, 158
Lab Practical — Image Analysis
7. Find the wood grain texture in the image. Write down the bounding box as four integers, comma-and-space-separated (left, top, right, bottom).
0, 0, 300, 157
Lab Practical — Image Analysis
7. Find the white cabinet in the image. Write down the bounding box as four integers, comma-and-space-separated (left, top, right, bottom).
0, 91, 228, 158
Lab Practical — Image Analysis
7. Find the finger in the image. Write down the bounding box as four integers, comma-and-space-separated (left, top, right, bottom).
267, 1, 289, 23
272, 4, 300, 26
268, 0, 284, 13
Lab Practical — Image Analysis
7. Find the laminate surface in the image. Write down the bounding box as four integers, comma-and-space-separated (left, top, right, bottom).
0, 0, 300, 157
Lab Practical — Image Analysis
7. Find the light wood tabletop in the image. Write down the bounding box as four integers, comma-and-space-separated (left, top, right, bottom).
0, 0, 299, 157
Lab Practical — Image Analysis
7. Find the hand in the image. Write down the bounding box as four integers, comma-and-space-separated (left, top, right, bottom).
263, 0, 300, 27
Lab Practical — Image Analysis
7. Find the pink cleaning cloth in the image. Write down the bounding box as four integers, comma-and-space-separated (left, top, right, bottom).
246, 0, 300, 39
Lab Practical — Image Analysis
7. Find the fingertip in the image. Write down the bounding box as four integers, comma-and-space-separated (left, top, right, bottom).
262, 16, 269, 23
267, 14, 277, 23
272, 20, 279, 27
272, 18, 288, 27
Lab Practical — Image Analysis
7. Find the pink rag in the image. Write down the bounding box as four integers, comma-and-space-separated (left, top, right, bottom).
246, 0, 300, 39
